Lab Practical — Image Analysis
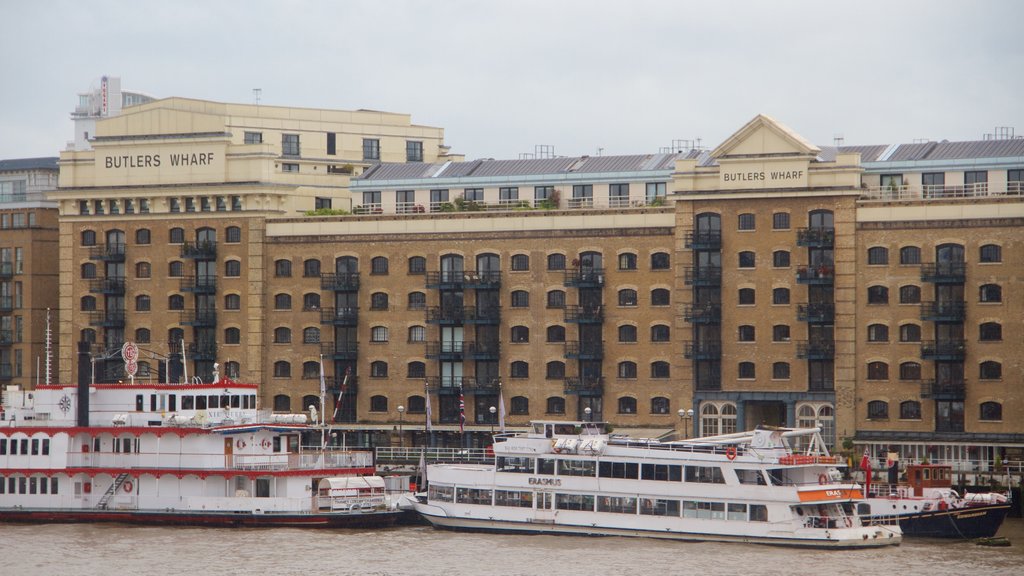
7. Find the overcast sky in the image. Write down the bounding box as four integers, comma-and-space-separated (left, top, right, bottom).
2, 0, 1022, 161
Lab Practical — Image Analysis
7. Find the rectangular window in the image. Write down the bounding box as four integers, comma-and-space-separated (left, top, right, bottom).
244, 131, 263, 144
463, 188, 483, 201
396, 190, 415, 213
169, 198, 181, 213
282, 163, 299, 173
738, 213, 755, 230
499, 187, 519, 204
362, 191, 381, 210
534, 185, 554, 203
1009, 169, 1023, 193
406, 140, 423, 162
922, 172, 944, 195
315, 197, 331, 210
326, 132, 336, 156
609, 183, 630, 207
282, 134, 300, 156
645, 182, 666, 204
772, 212, 790, 230
430, 189, 449, 211
363, 138, 380, 161
78, 200, 89, 215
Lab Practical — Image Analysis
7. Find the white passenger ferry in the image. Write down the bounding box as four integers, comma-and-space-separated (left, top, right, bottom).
414, 421, 901, 548
0, 377, 401, 527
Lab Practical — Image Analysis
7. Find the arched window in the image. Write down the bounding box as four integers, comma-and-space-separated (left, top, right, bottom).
225, 260, 241, 277
80, 262, 96, 279
979, 322, 1002, 341
371, 326, 389, 342
867, 324, 889, 342
772, 287, 790, 305
302, 361, 319, 379
618, 361, 637, 379
168, 261, 183, 277
867, 286, 889, 304
772, 324, 790, 342
547, 397, 566, 414
135, 228, 151, 244
408, 256, 426, 274
651, 397, 670, 415
867, 246, 889, 265
899, 362, 922, 380
224, 362, 240, 379
168, 328, 184, 345
510, 361, 529, 378
226, 226, 241, 243
510, 290, 530, 308
224, 327, 240, 344
772, 250, 790, 268
650, 361, 670, 378
979, 284, 1002, 303
407, 361, 426, 378
979, 361, 1002, 380
273, 361, 291, 378
738, 288, 755, 305
273, 395, 291, 412
738, 325, 755, 342
867, 400, 888, 420
135, 294, 150, 311
169, 227, 184, 244
618, 289, 637, 306
795, 404, 834, 448
546, 361, 565, 379
737, 213, 755, 230
899, 285, 921, 304
371, 256, 389, 275
899, 324, 921, 342
303, 258, 321, 277
81, 229, 96, 246
219, 293, 239, 311
700, 402, 737, 436
168, 294, 184, 310
618, 397, 637, 414
370, 292, 389, 310
546, 290, 565, 308
618, 252, 637, 270
650, 288, 670, 306
867, 361, 888, 380
408, 325, 426, 342
303, 327, 320, 344
274, 293, 292, 310
650, 324, 670, 342
899, 246, 921, 265
546, 325, 565, 342
407, 291, 426, 310
618, 325, 637, 342
738, 362, 755, 379
134, 328, 150, 343
303, 292, 320, 311
370, 395, 388, 412
274, 259, 292, 277
738, 251, 756, 268
511, 396, 529, 415
273, 327, 291, 343
80, 328, 96, 343
547, 253, 566, 271
407, 395, 426, 413
135, 262, 151, 278
979, 244, 1002, 263
980, 401, 1002, 421
511, 325, 529, 343
511, 254, 530, 271
772, 362, 790, 379
650, 252, 670, 270
900, 401, 921, 420
335, 255, 359, 273
370, 361, 388, 377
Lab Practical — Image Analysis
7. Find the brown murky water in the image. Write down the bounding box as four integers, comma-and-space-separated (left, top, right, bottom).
3, 518, 1021, 575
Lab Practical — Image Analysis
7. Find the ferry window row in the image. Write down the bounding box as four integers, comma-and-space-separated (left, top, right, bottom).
176, 394, 256, 411
496, 457, 725, 484
0, 476, 58, 495
0, 437, 51, 455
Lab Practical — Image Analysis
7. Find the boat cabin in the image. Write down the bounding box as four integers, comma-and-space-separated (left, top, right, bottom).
905, 464, 953, 497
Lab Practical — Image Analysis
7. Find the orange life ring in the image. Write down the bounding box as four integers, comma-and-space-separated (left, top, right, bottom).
236, 439, 246, 449
123, 480, 134, 493
725, 447, 737, 460
818, 474, 829, 485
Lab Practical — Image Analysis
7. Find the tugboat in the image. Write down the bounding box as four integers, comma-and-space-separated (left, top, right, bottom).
864, 463, 1010, 538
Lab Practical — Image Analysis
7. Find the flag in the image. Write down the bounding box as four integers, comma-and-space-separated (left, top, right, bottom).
860, 448, 873, 496
424, 380, 433, 433
458, 386, 466, 434
498, 387, 506, 434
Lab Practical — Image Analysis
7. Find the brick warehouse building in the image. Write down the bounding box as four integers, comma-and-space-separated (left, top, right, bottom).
48, 101, 1023, 466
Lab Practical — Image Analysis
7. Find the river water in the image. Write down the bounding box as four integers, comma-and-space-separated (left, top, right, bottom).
4, 518, 1022, 576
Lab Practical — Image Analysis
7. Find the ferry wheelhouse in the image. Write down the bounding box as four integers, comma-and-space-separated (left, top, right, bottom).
414, 421, 901, 548
0, 378, 400, 527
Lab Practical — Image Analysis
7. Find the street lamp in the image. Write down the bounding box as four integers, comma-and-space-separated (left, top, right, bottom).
397, 405, 406, 448
584, 406, 592, 422
678, 408, 694, 439
489, 406, 497, 435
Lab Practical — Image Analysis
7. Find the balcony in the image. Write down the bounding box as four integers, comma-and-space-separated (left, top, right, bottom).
921, 339, 966, 360
920, 300, 966, 322
564, 341, 604, 360
426, 306, 501, 325
796, 265, 834, 285
88, 243, 126, 262
683, 303, 721, 324
563, 267, 605, 288
684, 230, 722, 250
921, 262, 966, 284
88, 276, 126, 295
186, 342, 218, 361
683, 341, 721, 360
425, 271, 464, 290
321, 341, 359, 360
796, 340, 835, 360
796, 227, 835, 248
564, 305, 604, 324
88, 310, 126, 327
319, 307, 359, 326
425, 341, 465, 360
920, 379, 966, 400
465, 271, 501, 290
684, 266, 722, 287
0, 329, 11, 347
425, 376, 465, 394
463, 377, 501, 393
180, 275, 217, 294
180, 310, 217, 327
180, 241, 217, 260
797, 303, 835, 324
0, 261, 12, 279
564, 377, 604, 396
320, 272, 361, 292
464, 341, 500, 360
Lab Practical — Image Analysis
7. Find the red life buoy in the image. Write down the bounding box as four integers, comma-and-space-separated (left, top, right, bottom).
123, 480, 134, 493
818, 474, 829, 485
725, 447, 737, 460
236, 439, 246, 449
261, 438, 271, 449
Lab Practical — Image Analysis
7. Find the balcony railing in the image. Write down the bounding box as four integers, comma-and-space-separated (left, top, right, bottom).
180, 241, 217, 260
320, 272, 361, 292
180, 310, 217, 327
564, 305, 604, 324
796, 227, 835, 248
796, 265, 835, 284
88, 276, 126, 295
88, 243, 126, 261
321, 341, 359, 359
563, 268, 605, 288
808, 379, 835, 392
921, 339, 966, 360
684, 266, 722, 286
426, 306, 501, 325
180, 275, 217, 294
920, 379, 966, 400
920, 262, 966, 284
797, 303, 835, 323
462, 377, 501, 393
464, 341, 500, 359
796, 340, 835, 359
564, 341, 604, 359
186, 342, 218, 360
425, 341, 465, 359
425, 376, 466, 394
88, 310, 126, 327
683, 341, 721, 360
920, 300, 966, 322
564, 377, 604, 396
683, 303, 721, 324
684, 230, 722, 250
319, 307, 359, 326
861, 182, 1023, 202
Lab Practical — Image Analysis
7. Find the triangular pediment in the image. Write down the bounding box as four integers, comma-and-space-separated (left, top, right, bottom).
711, 114, 820, 159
